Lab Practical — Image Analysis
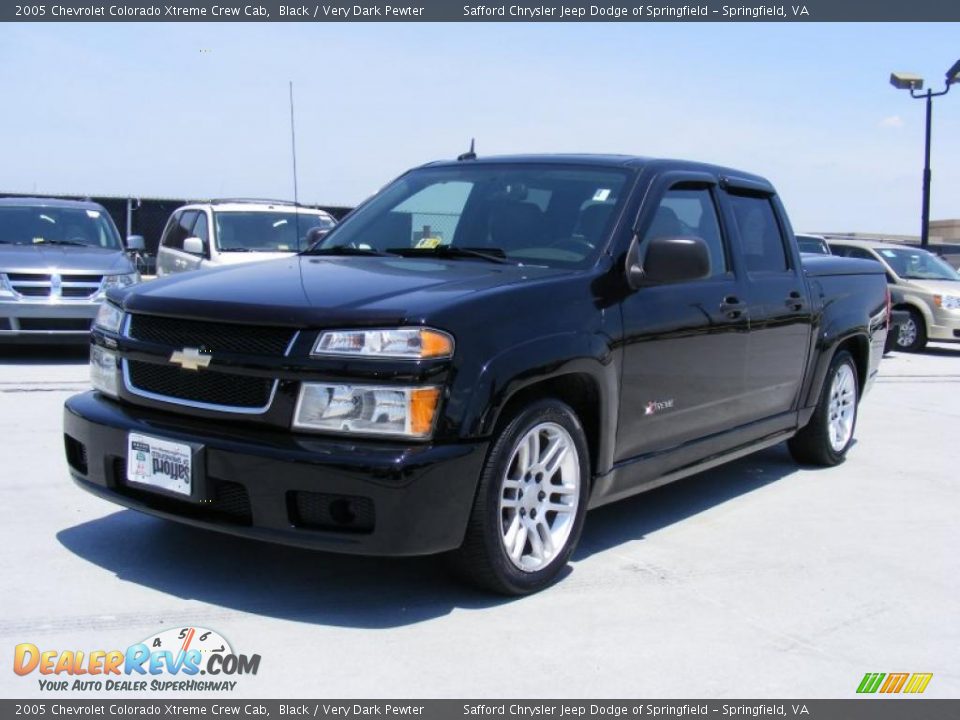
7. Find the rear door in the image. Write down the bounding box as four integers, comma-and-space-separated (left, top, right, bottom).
721, 182, 814, 423
616, 173, 752, 461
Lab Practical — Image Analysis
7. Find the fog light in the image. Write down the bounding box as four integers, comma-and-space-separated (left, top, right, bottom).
90, 345, 119, 398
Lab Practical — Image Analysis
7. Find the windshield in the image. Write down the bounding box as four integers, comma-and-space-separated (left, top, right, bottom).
878, 247, 960, 281
313, 164, 632, 268
0, 206, 122, 249
797, 237, 829, 254
213, 211, 334, 252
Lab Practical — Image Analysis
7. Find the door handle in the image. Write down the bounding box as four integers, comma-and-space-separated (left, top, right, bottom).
785, 290, 804, 311
720, 295, 746, 319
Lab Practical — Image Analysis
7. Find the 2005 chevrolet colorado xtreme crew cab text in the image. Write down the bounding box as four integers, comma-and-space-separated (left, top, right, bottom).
64, 155, 889, 594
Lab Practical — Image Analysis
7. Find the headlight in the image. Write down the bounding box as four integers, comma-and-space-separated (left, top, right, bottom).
934, 294, 960, 310
100, 272, 140, 292
293, 383, 441, 438
313, 327, 454, 359
90, 345, 119, 397
93, 302, 125, 334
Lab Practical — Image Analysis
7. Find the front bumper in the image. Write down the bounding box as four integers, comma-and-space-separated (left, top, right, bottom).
64, 391, 488, 556
0, 299, 99, 343
928, 306, 960, 343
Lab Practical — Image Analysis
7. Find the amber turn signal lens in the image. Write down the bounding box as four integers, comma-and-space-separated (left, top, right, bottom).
420, 329, 455, 359
410, 387, 441, 436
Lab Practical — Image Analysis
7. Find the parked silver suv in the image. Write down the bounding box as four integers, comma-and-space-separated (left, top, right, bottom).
0, 197, 141, 343
156, 200, 336, 276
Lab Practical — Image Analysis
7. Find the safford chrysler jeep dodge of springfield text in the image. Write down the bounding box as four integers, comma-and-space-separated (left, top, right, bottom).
63, 155, 889, 594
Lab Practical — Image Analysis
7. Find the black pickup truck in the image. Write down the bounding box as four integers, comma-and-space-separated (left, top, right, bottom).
64, 155, 889, 594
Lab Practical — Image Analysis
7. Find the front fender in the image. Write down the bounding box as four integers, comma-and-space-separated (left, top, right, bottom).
456, 331, 619, 476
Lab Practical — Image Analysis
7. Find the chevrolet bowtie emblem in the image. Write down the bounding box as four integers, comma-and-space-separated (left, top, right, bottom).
169, 347, 212, 371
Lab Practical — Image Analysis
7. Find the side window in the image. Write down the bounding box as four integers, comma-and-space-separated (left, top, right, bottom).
644, 187, 728, 278
160, 213, 181, 250
728, 194, 789, 273
192, 211, 209, 244
163, 210, 198, 251
848, 247, 875, 261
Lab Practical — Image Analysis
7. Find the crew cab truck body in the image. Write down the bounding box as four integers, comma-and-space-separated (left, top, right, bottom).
63, 155, 889, 594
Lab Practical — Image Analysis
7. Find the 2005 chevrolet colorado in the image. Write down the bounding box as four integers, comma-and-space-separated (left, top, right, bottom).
63, 155, 889, 594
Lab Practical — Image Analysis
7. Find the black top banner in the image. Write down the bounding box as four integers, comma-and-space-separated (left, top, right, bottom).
4, 0, 960, 22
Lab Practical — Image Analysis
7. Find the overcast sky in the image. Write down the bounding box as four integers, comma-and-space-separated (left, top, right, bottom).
0, 22, 957, 234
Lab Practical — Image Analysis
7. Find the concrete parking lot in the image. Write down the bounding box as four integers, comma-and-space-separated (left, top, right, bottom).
0, 343, 957, 699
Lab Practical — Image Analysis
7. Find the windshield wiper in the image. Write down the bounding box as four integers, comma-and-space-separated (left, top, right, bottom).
31, 239, 89, 247
218, 247, 253, 252
307, 245, 393, 257
386, 246, 514, 265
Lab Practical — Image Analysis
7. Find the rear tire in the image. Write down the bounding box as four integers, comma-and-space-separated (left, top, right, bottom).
449, 399, 590, 595
895, 308, 927, 352
788, 350, 859, 467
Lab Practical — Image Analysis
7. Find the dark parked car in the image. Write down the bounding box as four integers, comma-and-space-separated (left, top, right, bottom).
64, 155, 889, 594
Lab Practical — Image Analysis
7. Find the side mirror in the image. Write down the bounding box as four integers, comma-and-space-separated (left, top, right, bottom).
627, 235, 711, 289
304, 227, 330, 249
182, 236, 205, 255
126, 235, 145, 252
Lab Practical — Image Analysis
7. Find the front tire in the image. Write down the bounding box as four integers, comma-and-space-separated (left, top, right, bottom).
788, 350, 859, 466
895, 308, 927, 352
449, 399, 590, 595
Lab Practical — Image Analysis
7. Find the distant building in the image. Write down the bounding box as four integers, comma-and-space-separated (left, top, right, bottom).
815, 218, 960, 246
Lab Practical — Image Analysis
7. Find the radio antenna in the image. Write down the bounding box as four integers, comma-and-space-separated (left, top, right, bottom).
457, 138, 477, 161
288, 80, 303, 246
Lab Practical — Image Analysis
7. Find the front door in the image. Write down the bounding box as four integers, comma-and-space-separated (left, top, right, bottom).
616, 180, 751, 463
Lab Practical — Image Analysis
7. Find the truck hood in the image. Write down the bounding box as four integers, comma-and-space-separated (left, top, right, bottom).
0, 244, 134, 274
118, 255, 568, 326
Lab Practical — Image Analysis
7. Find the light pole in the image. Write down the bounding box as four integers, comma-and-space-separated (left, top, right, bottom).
890, 59, 960, 249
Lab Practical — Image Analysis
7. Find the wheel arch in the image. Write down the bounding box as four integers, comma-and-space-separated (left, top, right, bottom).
462, 333, 619, 479
833, 335, 869, 401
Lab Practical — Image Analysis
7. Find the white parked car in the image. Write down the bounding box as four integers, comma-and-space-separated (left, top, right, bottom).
156, 200, 336, 276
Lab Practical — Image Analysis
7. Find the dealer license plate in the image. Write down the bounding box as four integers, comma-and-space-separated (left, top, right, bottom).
126, 433, 193, 497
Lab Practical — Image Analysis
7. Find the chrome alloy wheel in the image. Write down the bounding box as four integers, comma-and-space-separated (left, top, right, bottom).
827, 363, 857, 452
897, 318, 918, 348
498, 422, 581, 572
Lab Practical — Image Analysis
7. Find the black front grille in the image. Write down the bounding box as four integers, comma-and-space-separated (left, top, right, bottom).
62, 287, 96, 298
288, 491, 375, 534
127, 360, 273, 409
16, 287, 50, 297
113, 458, 252, 525
7, 273, 50, 282
65, 435, 88, 475
128, 314, 295, 356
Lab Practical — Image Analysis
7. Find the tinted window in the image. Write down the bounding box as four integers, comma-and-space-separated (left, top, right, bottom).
214, 211, 332, 252
316, 165, 631, 268
0, 206, 122, 249
162, 210, 198, 251
646, 188, 727, 277
192, 211, 209, 244
728, 194, 788, 273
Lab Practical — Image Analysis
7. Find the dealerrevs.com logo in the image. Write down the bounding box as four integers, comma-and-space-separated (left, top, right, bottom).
13, 626, 261, 693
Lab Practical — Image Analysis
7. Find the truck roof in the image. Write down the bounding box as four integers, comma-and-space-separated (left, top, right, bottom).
420, 153, 772, 186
